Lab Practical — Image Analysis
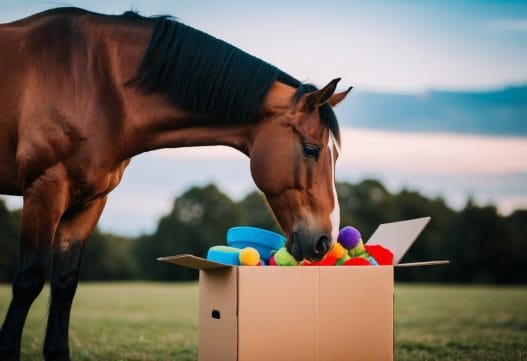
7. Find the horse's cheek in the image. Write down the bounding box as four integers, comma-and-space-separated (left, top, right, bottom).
250, 155, 273, 193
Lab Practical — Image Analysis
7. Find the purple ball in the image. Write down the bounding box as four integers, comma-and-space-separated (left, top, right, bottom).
338, 226, 361, 249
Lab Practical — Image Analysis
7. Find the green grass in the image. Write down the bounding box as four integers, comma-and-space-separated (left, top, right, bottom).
1, 283, 526, 360
0, 283, 199, 361
395, 284, 526, 361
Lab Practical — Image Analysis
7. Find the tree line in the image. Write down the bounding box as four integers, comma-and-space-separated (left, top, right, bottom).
1, 180, 526, 283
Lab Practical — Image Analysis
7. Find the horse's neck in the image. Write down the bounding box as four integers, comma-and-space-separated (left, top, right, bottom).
103, 23, 255, 160
122, 92, 255, 158
128, 82, 297, 157
132, 106, 255, 155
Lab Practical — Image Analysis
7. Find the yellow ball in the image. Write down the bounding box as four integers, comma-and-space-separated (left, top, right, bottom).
239, 247, 260, 266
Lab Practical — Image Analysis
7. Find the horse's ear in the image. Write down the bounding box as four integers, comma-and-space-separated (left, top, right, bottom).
304, 78, 341, 111
328, 86, 353, 107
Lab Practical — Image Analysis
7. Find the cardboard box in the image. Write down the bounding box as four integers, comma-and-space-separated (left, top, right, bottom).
159, 217, 448, 361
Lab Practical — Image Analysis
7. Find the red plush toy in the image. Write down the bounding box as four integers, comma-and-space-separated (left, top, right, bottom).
344, 257, 371, 266
364, 245, 393, 265
303, 254, 338, 266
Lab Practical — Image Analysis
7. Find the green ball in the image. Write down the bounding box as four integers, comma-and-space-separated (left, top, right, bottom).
348, 239, 367, 257
274, 247, 299, 266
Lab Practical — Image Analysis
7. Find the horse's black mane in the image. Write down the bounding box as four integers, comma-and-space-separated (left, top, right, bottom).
127, 16, 292, 124
43, 8, 340, 141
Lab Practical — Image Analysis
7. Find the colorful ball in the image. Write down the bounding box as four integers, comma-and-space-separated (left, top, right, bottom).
348, 240, 367, 257
338, 226, 361, 249
328, 242, 347, 259
239, 247, 261, 266
274, 247, 299, 266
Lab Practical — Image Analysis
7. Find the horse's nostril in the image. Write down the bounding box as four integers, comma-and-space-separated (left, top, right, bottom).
314, 236, 330, 255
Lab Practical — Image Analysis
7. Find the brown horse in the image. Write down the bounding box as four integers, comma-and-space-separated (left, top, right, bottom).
0, 7, 350, 361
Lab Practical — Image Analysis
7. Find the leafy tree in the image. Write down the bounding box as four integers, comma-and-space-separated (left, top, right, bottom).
337, 179, 397, 236
80, 229, 137, 280
133, 184, 242, 280
507, 210, 527, 283
238, 191, 280, 232
2, 181, 527, 284
443, 203, 524, 283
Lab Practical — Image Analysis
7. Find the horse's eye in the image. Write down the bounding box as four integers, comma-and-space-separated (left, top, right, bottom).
303, 144, 320, 160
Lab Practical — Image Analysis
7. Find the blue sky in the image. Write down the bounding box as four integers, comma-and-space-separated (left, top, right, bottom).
1, 0, 527, 235
2, 0, 527, 92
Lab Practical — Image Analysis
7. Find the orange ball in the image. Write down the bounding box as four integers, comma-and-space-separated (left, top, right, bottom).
328, 242, 347, 259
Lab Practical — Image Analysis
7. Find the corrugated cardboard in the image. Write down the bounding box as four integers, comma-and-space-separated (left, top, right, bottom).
159, 217, 448, 361
198, 267, 238, 360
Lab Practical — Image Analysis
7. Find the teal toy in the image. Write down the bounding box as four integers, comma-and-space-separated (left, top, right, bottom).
227, 226, 286, 262
367, 256, 379, 265
207, 246, 241, 265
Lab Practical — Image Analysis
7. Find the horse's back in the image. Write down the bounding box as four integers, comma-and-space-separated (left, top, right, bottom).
0, 8, 90, 118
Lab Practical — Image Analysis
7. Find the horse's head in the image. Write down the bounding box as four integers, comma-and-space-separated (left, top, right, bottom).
249, 78, 350, 262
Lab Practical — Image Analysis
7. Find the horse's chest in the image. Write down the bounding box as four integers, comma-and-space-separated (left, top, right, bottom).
69, 160, 130, 204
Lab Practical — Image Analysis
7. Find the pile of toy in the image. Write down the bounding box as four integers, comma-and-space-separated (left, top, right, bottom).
207, 226, 393, 266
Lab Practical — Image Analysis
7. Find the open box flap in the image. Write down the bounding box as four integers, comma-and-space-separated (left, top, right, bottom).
395, 260, 449, 267
365, 217, 432, 264
157, 254, 232, 270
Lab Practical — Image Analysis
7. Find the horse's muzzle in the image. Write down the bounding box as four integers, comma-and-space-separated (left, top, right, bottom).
289, 230, 332, 262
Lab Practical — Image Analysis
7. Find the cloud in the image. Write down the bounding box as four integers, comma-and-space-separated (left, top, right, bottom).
154, 146, 244, 161
145, 128, 527, 177
338, 128, 527, 176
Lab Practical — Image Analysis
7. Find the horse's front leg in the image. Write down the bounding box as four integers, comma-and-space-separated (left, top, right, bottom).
0, 248, 49, 361
0, 173, 68, 361
43, 197, 107, 361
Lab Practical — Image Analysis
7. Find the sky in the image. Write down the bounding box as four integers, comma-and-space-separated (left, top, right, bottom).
1, 0, 527, 235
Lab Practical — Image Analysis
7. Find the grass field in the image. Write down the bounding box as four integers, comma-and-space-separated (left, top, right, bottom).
0, 283, 525, 360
